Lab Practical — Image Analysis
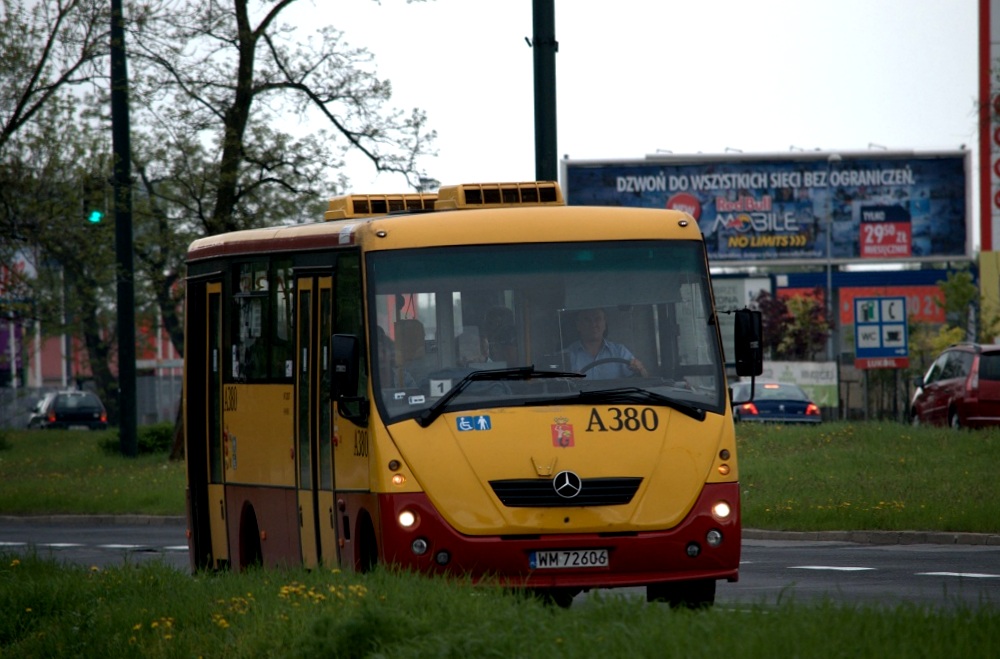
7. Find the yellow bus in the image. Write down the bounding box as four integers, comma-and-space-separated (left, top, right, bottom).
183, 181, 762, 607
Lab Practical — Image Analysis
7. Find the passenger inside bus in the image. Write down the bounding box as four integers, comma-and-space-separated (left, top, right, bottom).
566, 308, 648, 379
379, 323, 419, 388
456, 306, 517, 367
487, 323, 518, 365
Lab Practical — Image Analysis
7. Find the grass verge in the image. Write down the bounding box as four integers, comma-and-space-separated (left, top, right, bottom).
738, 421, 1000, 533
0, 422, 998, 535
0, 429, 185, 516
1, 553, 997, 658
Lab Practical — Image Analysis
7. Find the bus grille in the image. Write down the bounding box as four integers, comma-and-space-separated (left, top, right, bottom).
489, 477, 642, 508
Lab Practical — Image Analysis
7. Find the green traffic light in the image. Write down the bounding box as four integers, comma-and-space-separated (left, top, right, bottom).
88, 209, 103, 223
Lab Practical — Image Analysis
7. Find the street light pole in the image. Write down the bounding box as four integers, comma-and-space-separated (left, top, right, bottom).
826, 153, 842, 419
825, 154, 843, 359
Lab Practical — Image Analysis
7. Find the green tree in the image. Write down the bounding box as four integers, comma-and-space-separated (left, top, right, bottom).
0, 99, 128, 418
0, 0, 134, 415
752, 287, 831, 361
935, 269, 977, 340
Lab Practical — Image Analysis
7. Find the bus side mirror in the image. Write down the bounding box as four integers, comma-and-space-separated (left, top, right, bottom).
331, 333, 360, 399
734, 308, 763, 377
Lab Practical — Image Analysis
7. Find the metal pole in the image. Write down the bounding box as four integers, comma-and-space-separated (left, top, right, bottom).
826, 210, 833, 361
111, 0, 137, 456
8, 315, 16, 392
827, 153, 842, 420
532, 0, 558, 182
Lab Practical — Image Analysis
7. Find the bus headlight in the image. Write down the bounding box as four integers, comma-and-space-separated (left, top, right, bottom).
712, 501, 732, 520
398, 510, 417, 528
706, 529, 723, 547
411, 538, 429, 555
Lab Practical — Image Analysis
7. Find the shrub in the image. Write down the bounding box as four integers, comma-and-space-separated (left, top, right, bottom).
99, 422, 175, 455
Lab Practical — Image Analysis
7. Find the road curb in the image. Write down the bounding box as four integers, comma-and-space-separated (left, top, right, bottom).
743, 528, 1000, 546
0, 515, 185, 526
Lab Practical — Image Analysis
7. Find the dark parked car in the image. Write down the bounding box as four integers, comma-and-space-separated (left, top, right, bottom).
731, 381, 822, 424
26, 390, 108, 430
910, 342, 1000, 429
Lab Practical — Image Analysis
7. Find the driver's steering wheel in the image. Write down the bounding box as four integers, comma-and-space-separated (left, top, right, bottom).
580, 357, 633, 373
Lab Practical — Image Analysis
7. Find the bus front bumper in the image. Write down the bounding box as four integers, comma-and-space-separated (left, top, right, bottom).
377, 482, 740, 589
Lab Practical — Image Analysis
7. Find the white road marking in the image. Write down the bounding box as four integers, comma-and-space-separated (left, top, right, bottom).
917, 572, 1000, 579
790, 566, 875, 571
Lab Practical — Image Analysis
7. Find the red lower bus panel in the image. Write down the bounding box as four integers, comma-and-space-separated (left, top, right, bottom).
377, 482, 740, 589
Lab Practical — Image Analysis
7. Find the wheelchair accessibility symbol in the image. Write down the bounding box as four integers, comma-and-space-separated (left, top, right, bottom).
457, 415, 492, 431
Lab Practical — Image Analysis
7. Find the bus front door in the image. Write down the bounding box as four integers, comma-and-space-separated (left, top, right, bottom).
205, 282, 229, 568
295, 275, 339, 568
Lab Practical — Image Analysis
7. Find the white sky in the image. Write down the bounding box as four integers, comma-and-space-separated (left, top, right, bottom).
290, 0, 980, 238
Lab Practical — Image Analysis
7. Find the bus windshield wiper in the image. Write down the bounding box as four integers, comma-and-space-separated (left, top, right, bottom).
416, 366, 583, 428
574, 386, 707, 422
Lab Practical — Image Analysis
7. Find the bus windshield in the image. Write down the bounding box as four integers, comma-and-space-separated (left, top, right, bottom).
367, 240, 725, 424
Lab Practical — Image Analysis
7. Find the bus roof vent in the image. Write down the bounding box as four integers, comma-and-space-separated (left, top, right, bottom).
324, 193, 438, 220
434, 181, 564, 210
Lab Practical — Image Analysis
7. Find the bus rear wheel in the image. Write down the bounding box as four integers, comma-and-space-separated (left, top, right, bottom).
238, 505, 263, 571
647, 579, 716, 609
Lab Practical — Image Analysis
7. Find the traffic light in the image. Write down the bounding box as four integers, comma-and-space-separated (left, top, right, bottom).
82, 175, 107, 224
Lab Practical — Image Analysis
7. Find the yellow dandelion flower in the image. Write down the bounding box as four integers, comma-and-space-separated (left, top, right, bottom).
9, 559, 20, 567
133, 623, 142, 631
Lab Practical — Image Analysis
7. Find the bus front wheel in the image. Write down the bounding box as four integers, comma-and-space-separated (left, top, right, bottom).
647, 579, 716, 609
357, 513, 379, 573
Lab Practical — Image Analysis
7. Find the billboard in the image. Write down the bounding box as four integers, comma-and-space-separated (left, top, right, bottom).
980, 0, 998, 251
562, 151, 970, 267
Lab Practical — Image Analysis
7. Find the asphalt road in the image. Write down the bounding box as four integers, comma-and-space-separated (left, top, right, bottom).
1, 516, 998, 609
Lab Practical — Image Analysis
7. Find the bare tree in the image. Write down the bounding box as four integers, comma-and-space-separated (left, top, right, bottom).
0, 0, 110, 155
1, 1, 436, 432
126, 0, 436, 355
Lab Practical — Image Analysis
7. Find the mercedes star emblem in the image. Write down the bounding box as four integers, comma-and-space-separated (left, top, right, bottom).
552, 470, 583, 499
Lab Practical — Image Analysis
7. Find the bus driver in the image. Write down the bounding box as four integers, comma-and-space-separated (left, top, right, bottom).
567, 308, 648, 379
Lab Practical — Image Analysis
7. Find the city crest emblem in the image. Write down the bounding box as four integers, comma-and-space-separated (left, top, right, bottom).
551, 417, 574, 448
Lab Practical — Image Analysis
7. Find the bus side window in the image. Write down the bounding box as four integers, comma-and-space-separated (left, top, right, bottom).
271, 260, 294, 379
233, 261, 268, 381
334, 252, 368, 423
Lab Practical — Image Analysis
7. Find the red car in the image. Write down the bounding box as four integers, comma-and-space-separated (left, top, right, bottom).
910, 343, 1000, 429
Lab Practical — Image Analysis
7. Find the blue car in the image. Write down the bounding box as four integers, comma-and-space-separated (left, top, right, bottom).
731, 381, 822, 424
